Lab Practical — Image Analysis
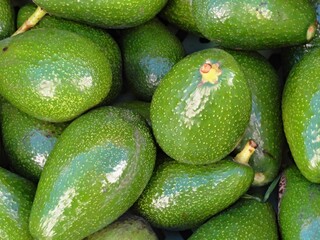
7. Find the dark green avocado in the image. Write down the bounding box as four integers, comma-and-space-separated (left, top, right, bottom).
0, 0, 14, 39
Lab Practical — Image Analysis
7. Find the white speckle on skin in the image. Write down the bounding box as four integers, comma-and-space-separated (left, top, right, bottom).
105, 160, 127, 183
38, 80, 56, 98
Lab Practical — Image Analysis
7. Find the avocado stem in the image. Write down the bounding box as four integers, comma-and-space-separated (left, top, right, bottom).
12, 6, 47, 36
234, 140, 257, 165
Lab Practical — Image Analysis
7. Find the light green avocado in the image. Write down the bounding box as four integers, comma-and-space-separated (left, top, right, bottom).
0, 28, 112, 122
0, 0, 14, 39
151, 48, 251, 164
29, 106, 156, 240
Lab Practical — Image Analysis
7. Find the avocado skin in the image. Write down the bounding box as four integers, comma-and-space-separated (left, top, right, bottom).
17, 3, 122, 103
0, 0, 14, 40
0, 28, 112, 123
115, 100, 151, 126
282, 48, 320, 183
1, 102, 68, 181
33, 0, 168, 29
29, 106, 156, 240
151, 48, 251, 164
119, 18, 185, 101
192, 0, 317, 50
0, 167, 36, 240
278, 165, 320, 239
228, 50, 283, 186
135, 159, 253, 230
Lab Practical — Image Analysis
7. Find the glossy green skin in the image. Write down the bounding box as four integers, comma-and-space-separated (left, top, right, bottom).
17, 3, 122, 103
136, 159, 254, 230
282, 48, 320, 183
192, 0, 317, 50
228, 50, 283, 186
33, 0, 168, 29
189, 198, 278, 240
86, 214, 158, 240
0, 28, 112, 122
120, 18, 185, 101
278, 165, 320, 239
1, 102, 68, 181
0, 167, 36, 240
151, 48, 251, 164
0, 0, 14, 40
29, 106, 156, 240
115, 101, 151, 126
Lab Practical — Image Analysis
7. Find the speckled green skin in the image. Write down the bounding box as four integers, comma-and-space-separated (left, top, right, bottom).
29, 106, 156, 240
135, 159, 254, 230
0, 28, 112, 122
192, 0, 317, 50
189, 198, 278, 240
151, 48, 251, 164
228, 50, 283, 186
282, 48, 320, 183
0, 167, 36, 240
17, 3, 122, 103
115, 101, 151, 126
160, 0, 201, 36
33, 0, 168, 29
278, 165, 320, 239
120, 18, 185, 101
86, 214, 158, 240
1, 102, 68, 182
0, 0, 14, 40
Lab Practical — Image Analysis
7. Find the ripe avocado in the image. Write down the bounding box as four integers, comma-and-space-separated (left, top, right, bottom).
0, 0, 14, 39
0, 28, 112, 122
151, 48, 251, 164
29, 106, 156, 240
192, 0, 317, 50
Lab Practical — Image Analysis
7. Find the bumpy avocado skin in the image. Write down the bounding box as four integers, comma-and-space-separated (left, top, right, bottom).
0, 0, 14, 40
29, 107, 156, 240
282, 48, 320, 183
151, 48, 251, 165
0, 28, 112, 122
278, 165, 320, 239
192, 0, 317, 50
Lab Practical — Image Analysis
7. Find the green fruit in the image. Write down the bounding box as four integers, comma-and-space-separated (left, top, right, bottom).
282, 48, 320, 183
278, 165, 320, 239
29, 106, 156, 240
0, 28, 112, 122
228, 50, 283, 186
1, 102, 68, 181
119, 18, 185, 101
32, 0, 168, 29
17, 3, 122, 103
192, 0, 317, 50
0, 167, 36, 240
151, 48, 251, 164
135, 141, 256, 230
115, 100, 151, 126
86, 214, 158, 240
0, 0, 14, 39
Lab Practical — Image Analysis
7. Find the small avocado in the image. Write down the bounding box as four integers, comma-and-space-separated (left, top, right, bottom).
0, 28, 112, 122
29, 106, 156, 240
119, 18, 185, 101
278, 165, 320, 239
1, 102, 68, 181
192, 0, 317, 50
151, 48, 251, 164
0, 0, 14, 39
0, 167, 36, 240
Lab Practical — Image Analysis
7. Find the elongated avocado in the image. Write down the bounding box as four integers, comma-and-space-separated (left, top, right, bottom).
0, 0, 14, 39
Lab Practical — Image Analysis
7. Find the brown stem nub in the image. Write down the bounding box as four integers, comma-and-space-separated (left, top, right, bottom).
234, 139, 258, 165
12, 6, 47, 37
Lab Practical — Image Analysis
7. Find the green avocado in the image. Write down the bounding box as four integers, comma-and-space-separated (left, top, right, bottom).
29, 106, 156, 240
228, 50, 283, 186
282, 48, 320, 183
119, 18, 185, 101
0, 28, 112, 122
1, 102, 68, 181
32, 0, 168, 29
0, 0, 14, 40
17, 3, 122, 103
0, 167, 36, 240
192, 0, 317, 50
278, 165, 320, 239
151, 48, 251, 164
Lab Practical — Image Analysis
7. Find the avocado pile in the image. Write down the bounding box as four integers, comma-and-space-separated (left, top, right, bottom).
0, 0, 319, 239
